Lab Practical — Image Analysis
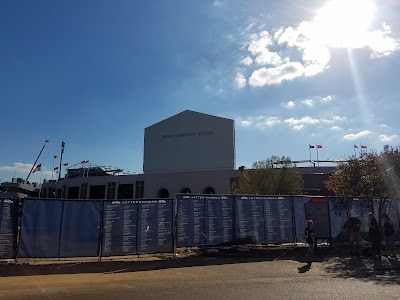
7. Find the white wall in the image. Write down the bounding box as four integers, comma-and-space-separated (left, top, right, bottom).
144, 111, 235, 173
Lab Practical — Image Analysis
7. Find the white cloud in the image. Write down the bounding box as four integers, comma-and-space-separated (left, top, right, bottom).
343, 130, 372, 141
292, 125, 304, 131
264, 117, 281, 127
379, 134, 398, 142
237, 1, 400, 87
0, 162, 33, 173
301, 99, 314, 106
239, 120, 253, 127
248, 31, 273, 55
320, 95, 333, 102
330, 126, 342, 131
284, 116, 319, 130
321, 115, 347, 124
378, 124, 388, 128
237, 116, 282, 129
235, 72, 247, 88
283, 101, 295, 109
240, 57, 253, 66
213, 1, 221, 7
254, 50, 282, 66
249, 62, 304, 86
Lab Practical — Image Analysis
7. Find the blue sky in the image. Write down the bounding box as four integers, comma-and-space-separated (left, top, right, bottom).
1, 0, 400, 183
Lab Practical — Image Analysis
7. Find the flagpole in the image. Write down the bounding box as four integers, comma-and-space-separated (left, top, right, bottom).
354, 145, 356, 157
309, 146, 312, 166
26, 139, 49, 181
58, 142, 65, 181
316, 144, 319, 167
52, 155, 57, 180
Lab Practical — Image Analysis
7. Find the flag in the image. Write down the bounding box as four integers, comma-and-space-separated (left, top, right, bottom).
361, 145, 367, 149
85, 160, 89, 163
81, 160, 89, 164
54, 155, 57, 159
309, 145, 315, 148
317, 145, 323, 148
54, 166, 59, 170
63, 163, 68, 167
61, 141, 65, 153
33, 164, 42, 173
354, 144, 358, 148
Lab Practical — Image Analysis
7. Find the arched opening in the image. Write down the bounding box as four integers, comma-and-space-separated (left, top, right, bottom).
202, 187, 215, 194
179, 187, 192, 194
157, 188, 169, 198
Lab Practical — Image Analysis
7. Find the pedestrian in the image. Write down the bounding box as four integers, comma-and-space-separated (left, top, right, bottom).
383, 213, 395, 253
342, 217, 362, 255
368, 212, 381, 260
304, 219, 315, 265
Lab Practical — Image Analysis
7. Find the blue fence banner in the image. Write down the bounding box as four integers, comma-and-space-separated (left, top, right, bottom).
328, 198, 349, 242
235, 196, 266, 243
304, 197, 331, 239
138, 199, 174, 253
17, 199, 64, 258
102, 200, 138, 257
176, 195, 206, 247
292, 196, 310, 243
349, 199, 371, 233
373, 199, 400, 241
59, 200, 102, 257
0, 199, 18, 259
263, 196, 294, 243
205, 195, 235, 245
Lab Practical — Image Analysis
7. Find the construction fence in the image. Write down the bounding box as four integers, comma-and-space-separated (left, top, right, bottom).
0, 195, 399, 259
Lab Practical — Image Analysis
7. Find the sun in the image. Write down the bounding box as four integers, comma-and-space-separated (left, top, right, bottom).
312, 0, 376, 48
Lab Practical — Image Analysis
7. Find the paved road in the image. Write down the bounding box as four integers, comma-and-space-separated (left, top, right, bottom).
1, 258, 399, 299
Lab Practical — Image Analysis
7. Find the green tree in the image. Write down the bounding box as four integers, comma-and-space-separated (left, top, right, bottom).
325, 147, 400, 225
232, 156, 303, 195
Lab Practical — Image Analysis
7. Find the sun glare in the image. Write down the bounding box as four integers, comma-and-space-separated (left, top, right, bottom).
312, 0, 376, 48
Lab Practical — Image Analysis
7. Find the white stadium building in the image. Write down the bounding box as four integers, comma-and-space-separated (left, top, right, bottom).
40, 110, 238, 199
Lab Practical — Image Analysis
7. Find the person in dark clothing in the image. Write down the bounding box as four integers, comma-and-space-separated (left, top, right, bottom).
368, 212, 381, 260
343, 217, 362, 255
304, 219, 315, 265
383, 213, 395, 252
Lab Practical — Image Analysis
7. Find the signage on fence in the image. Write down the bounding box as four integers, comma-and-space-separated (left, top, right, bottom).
102, 201, 138, 256
18, 199, 64, 258
176, 195, 207, 247
205, 195, 235, 245
305, 197, 331, 239
102, 199, 174, 256
235, 196, 266, 243
0, 199, 18, 259
59, 200, 102, 257
328, 198, 348, 242
263, 196, 294, 243
138, 200, 174, 253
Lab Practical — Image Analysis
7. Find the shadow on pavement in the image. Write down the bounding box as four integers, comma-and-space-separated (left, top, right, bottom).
1, 246, 399, 283
322, 252, 400, 285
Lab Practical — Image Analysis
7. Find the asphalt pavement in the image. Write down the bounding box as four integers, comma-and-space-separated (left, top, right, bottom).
0, 248, 399, 299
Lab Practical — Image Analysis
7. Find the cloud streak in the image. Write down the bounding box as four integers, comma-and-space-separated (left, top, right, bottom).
343, 130, 372, 140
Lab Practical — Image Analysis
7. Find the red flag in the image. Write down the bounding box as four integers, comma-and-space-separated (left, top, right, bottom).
54, 167, 59, 170
361, 145, 367, 149
33, 164, 42, 173
63, 163, 68, 166
317, 145, 323, 148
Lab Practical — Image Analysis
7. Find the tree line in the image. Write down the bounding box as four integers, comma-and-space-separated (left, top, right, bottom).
232, 146, 400, 225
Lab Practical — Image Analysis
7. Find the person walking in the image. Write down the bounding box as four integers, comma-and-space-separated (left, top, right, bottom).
305, 219, 315, 265
368, 212, 381, 260
342, 217, 362, 255
383, 213, 395, 254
